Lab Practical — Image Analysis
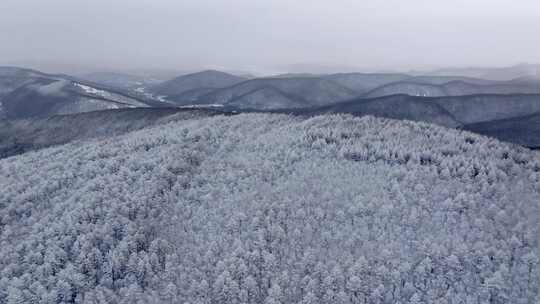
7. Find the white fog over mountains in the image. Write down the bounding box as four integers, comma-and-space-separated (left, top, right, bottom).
2, 1, 540, 303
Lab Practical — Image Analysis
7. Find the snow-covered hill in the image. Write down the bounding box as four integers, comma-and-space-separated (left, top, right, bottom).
323, 72, 411, 93
0, 108, 222, 159
428, 63, 540, 81
150, 70, 246, 99
0, 67, 49, 99
79, 72, 163, 91
0, 67, 171, 120
1, 114, 539, 303
0, 77, 170, 119
196, 77, 357, 108
309, 94, 540, 148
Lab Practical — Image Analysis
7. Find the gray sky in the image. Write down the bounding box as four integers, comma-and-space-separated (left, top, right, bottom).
1, 0, 540, 74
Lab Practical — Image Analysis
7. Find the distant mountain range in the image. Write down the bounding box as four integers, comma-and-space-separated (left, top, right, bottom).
78, 72, 163, 90
308, 92, 540, 123
323, 73, 411, 93
363, 79, 540, 98
149, 70, 247, 99
298, 94, 540, 149
426, 63, 540, 81
157, 69, 540, 109
3, 63, 540, 304
2, 65, 540, 149
192, 77, 358, 109
0, 67, 170, 119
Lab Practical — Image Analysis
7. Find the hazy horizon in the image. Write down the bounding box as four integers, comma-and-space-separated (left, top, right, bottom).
2, 0, 540, 75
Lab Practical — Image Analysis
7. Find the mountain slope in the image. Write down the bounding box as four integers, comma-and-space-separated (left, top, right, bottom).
0, 107, 223, 159
427, 94, 540, 124
149, 70, 246, 98
79, 72, 163, 90
443, 80, 540, 96
364, 82, 448, 98
0, 67, 171, 119
310, 94, 461, 127
323, 72, 410, 93
299, 93, 540, 147
364, 79, 540, 98
309, 94, 540, 126
166, 87, 218, 104
406, 75, 494, 85
465, 112, 540, 149
1, 77, 170, 119
429, 63, 540, 81
197, 77, 357, 108
1, 114, 539, 303
507, 75, 540, 84
226, 87, 307, 110
0, 66, 49, 98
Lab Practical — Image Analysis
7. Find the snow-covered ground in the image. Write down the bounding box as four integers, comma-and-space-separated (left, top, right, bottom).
73, 82, 148, 107
74, 83, 108, 96
178, 103, 224, 109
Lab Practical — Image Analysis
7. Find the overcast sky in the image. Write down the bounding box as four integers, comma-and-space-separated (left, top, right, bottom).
1, 0, 539, 74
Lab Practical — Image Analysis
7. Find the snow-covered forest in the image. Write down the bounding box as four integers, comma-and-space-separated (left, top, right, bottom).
1, 114, 539, 303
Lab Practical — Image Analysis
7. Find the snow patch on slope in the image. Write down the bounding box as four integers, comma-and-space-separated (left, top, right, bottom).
74, 83, 107, 96
73, 82, 148, 107
178, 103, 224, 109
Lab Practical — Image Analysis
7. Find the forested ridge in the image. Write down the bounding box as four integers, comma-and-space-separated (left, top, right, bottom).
1, 114, 539, 303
